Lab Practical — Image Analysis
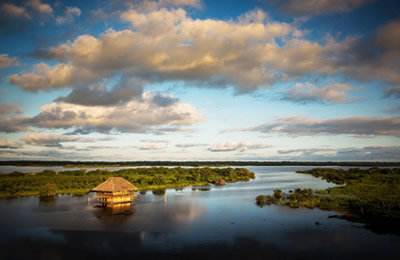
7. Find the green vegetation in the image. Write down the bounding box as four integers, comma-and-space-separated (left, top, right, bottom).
39, 183, 57, 198
0, 167, 255, 197
256, 168, 400, 233
1, 160, 400, 167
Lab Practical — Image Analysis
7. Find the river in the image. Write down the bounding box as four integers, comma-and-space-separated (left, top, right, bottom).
0, 166, 399, 259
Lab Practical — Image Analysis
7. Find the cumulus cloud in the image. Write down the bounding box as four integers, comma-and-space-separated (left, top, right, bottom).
21, 132, 88, 147
8, 7, 400, 96
209, 141, 272, 152
55, 77, 145, 106
0, 115, 30, 133
336, 146, 400, 160
0, 148, 92, 160
176, 143, 208, 148
56, 6, 81, 25
28, 0, 53, 14
0, 91, 203, 134
280, 0, 372, 16
282, 82, 354, 103
237, 115, 400, 136
0, 104, 23, 114
139, 140, 169, 150
9, 8, 295, 92
0, 54, 19, 68
0, 139, 22, 149
278, 148, 336, 156
274, 146, 400, 160
1, 0, 53, 20
1, 3, 30, 19
8, 62, 103, 92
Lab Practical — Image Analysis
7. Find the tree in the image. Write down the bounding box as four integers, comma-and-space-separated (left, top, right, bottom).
152, 175, 166, 185
39, 183, 57, 198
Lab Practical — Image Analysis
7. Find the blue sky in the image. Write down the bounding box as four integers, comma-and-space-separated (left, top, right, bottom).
0, 0, 399, 161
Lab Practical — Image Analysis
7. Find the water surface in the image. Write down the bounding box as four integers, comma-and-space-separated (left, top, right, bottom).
0, 166, 399, 259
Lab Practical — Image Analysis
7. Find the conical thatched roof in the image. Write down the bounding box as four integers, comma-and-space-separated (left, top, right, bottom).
92, 177, 138, 192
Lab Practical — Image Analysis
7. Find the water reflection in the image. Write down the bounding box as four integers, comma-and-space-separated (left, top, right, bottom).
94, 204, 136, 225
152, 189, 166, 196
0, 166, 399, 259
0, 228, 398, 260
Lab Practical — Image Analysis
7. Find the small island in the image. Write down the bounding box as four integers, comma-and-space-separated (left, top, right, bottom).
0, 167, 255, 198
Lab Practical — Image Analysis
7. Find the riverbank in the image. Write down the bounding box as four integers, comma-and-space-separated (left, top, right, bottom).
0, 167, 254, 198
256, 167, 400, 234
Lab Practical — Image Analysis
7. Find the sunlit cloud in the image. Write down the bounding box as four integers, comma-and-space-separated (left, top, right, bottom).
209, 141, 272, 152
0, 104, 23, 114
230, 115, 400, 136
0, 92, 205, 134
1, 3, 31, 19
139, 140, 169, 150
175, 143, 208, 148
0, 54, 19, 68
282, 82, 355, 104
0, 139, 22, 149
56, 6, 81, 25
21, 132, 98, 147
28, 0, 53, 14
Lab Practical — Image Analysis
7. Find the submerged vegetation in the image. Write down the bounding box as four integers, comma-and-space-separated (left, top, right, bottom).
256, 168, 400, 233
0, 167, 255, 197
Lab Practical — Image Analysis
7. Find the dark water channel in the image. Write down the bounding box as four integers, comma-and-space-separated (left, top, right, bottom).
0, 166, 399, 259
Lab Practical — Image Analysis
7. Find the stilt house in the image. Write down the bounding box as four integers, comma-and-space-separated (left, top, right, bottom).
92, 177, 138, 206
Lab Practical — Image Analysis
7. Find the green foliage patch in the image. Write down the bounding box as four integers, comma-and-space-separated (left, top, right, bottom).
256, 168, 400, 220
0, 167, 255, 197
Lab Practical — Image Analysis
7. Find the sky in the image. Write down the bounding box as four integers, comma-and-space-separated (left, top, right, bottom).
0, 0, 399, 161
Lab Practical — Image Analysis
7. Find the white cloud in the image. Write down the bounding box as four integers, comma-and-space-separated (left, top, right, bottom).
282, 82, 354, 103
1, 3, 30, 19
176, 143, 208, 148
0, 139, 22, 149
235, 115, 400, 136
278, 148, 336, 156
28, 0, 53, 14
56, 6, 81, 25
24, 91, 205, 134
7, 7, 400, 99
21, 132, 95, 147
9, 8, 295, 92
0, 104, 23, 114
273, 146, 400, 161
0, 54, 19, 68
139, 142, 169, 150
209, 141, 272, 152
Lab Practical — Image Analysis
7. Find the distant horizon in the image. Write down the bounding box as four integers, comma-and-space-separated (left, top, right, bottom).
1, 160, 399, 165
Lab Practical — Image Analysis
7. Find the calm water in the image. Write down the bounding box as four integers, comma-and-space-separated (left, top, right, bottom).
0, 166, 399, 259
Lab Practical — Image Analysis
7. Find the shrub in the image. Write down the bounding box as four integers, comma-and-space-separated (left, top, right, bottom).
39, 183, 57, 198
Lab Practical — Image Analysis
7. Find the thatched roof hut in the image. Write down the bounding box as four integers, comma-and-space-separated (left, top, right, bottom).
92, 177, 138, 192
92, 177, 138, 206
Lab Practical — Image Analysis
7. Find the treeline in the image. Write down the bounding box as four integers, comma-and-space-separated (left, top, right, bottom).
0, 167, 255, 197
257, 168, 400, 221
1, 160, 400, 167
